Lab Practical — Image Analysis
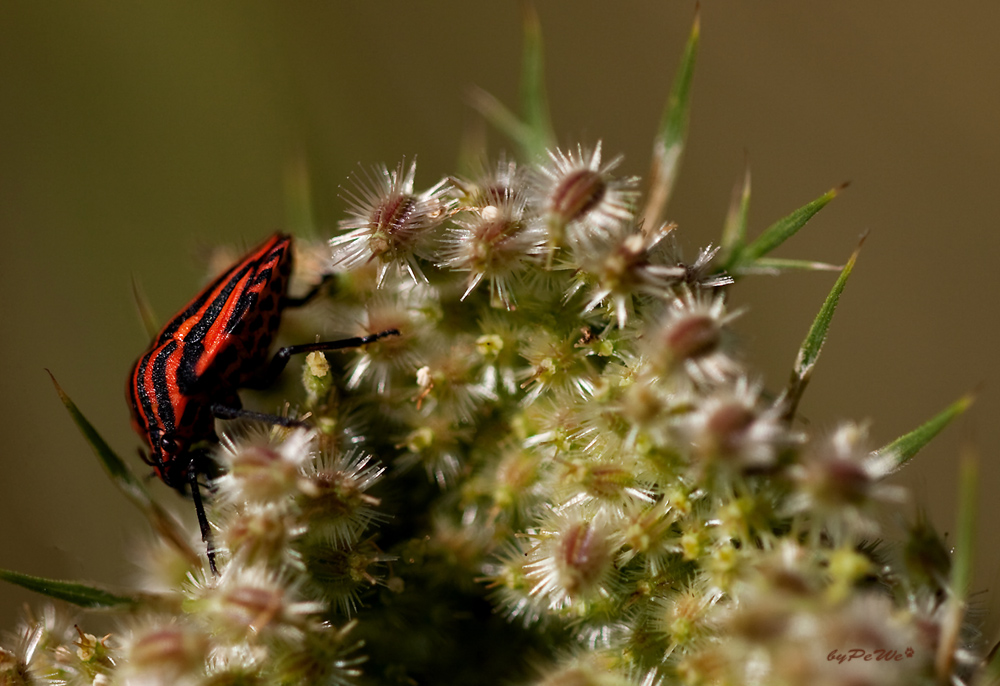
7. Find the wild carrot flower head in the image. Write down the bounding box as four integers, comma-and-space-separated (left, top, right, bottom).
186, 564, 324, 644
342, 284, 434, 394
518, 328, 600, 403
297, 448, 385, 548
395, 409, 473, 488
9, 12, 976, 686
118, 619, 208, 686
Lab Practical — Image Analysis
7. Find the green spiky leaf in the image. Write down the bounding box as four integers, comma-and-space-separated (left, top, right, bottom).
642, 6, 699, 228
951, 450, 977, 600
987, 635, 1000, 679
47, 371, 200, 566
468, 86, 535, 155
456, 116, 489, 179
876, 393, 975, 467
745, 257, 843, 273
0, 568, 137, 609
466, 4, 555, 159
721, 159, 751, 253
729, 183, 846, 273
519, 3, 555, 157
781, 236, 864, 419
49, 370, 151, 500
284, 154, 317, 237
932, 450, 977, 679
131, 275, 160, 341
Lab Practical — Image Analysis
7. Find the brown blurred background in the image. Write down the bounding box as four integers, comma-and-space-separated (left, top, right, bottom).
2, 1, 998, 639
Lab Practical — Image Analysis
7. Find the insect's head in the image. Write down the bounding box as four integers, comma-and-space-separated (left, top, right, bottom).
147, 430, 191, 490
127, 366, 192, 491
133, 425, 192, 491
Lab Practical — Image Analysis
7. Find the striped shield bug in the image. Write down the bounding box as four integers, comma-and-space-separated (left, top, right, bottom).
127, 232, 397, 573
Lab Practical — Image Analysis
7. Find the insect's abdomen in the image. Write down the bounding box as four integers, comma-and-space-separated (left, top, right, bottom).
197, 236, 293, 388
170, 234, 292, 393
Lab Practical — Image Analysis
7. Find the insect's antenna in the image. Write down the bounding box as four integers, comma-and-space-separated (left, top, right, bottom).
188, 466, 218, 575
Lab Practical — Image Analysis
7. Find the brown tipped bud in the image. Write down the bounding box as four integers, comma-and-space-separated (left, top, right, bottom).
557, 520, 614, 596
220, 585, 284, 634
127, 625, 208, 677
549, 169, 607, 225
665, 314, 721, 361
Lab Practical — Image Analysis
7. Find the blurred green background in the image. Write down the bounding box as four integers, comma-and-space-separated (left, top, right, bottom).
2, 1, 999, 639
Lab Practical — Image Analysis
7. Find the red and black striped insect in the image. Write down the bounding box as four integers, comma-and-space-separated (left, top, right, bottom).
127, 232, 396, 573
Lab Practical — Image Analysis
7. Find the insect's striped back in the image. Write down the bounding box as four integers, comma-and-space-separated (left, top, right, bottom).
127, 233, 293, 487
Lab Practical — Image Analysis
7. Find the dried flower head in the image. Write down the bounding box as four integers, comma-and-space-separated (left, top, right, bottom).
786, 423, 906, 540
533, 143, 639, 257
440, 180, 546, 309
395, 409, 473, 488
523, 509, 621, 614
485, 537, 548, 626
297, 448, 385, 548
411, 338, 496, 422
119, 620, 209, 686
217, 502, 305, 567
186, 565, 324, 644
641, 288, 741, 383
566, 221, 686, 328
342, 283, 436, 394
682, 377, 799, 473
331, 159, 452, 286
518, 328, 600, 403
214, 427, 316, 507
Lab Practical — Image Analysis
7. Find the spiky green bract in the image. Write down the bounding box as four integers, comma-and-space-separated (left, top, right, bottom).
285, 153, 318, 236
749, 256, 842, 272
725, 183, 845, 275
47, 371, 199, 566
519, 3, 556, 158
0, 569, 137, 609
932, 450, 979, 682
951, 451, 978, 601
466, 5, 555, 159
720, 158, 750, 254
131, 275, 161, 340
781, 235, 864, 419
877, 392, 975, 467
642, 6, 699, 229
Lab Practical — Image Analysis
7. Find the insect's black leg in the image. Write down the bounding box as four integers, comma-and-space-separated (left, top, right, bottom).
188, 464, 218, 575
137, 446, 154, 467
281, 273, 336, 309
210, 403, 307, 427
251, 329, 400, 389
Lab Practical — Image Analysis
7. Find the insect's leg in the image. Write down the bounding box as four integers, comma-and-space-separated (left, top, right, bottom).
281, 273, 337, 309
210, 403, 307, 427
251, 328, 400, 389
137, 446, 155, 467
188, 464, 218, 575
